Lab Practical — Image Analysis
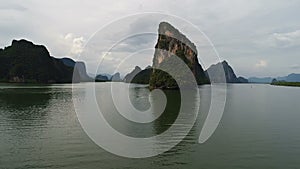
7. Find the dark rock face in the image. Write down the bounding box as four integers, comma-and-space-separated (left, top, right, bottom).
123, 66, 152, 84
132, 67, 152, 84
149, 22, 208, 89
61, 58, 93, 82
205, 60, 248, 83
61, 58, 76, 67
73, 62, 93, 82
0, 39, 75, 83
123, 66, 142, 83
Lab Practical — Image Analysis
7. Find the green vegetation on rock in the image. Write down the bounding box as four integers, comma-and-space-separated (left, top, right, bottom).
131, 68, 152, 84
0, 39, 91, 83
271, 81, 300, 87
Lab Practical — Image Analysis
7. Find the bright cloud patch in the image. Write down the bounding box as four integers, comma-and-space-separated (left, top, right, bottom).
64, 33, 85, 56
270, 30, 300, 48
255, 60, 268, 68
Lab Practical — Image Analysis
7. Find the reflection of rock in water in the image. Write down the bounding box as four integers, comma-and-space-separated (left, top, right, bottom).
0, 86, 74, 132
129, 86, 151, 111
0, 88, 51, 108
97, 83, 199, 140
97, 85, 155, 138
151, 89, 200, 158
97, 85, 183, 138
0, 88, 52, 120
152, 90, 181, 135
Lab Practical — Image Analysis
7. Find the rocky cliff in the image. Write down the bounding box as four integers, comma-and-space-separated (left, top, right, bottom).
149, 22, 208, 89
205, 60, 248, 83
61, 58, 93, 82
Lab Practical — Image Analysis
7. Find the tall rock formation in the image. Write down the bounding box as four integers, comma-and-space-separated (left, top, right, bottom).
61, 58, 93, 82
111, 72, 122, 82
149, 22, 208, 89
205, 60, 248, 83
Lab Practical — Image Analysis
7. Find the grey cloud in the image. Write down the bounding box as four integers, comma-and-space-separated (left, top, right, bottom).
290, 64, 300, 70
0, 3, 27, 11
1, 0, 300, 76
111, 16, 163, 53
270, 30, 300, 48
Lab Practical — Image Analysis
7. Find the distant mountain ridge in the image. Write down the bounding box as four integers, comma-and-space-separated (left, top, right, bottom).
277, 73, 300, 82
123, 60, 248, 85
249, 73, 300, 83
248, 77, 273, 83
95, 72, 122, 82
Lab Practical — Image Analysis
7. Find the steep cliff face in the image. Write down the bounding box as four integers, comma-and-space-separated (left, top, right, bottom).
61, 58, 93, 82
150, 22, 208, 89
205, 60, 248, 83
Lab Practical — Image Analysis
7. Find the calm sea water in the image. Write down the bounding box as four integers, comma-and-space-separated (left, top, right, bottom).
0, 83, 300, 169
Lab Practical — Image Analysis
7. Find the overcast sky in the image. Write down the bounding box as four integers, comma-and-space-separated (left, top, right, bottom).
1, 0, 300, 77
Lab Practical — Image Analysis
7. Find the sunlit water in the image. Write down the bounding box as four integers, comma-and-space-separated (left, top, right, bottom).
0, 83, 300, 169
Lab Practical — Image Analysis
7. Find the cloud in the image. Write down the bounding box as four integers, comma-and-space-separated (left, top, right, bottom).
290, 64, 300, 70
63, 33, 85, 56
71, 37, 84, 56
0, 3, 27, 11
269, 30, 300, 48
104, 16, 160, 53
255, 60, 268, 68
1, 0, 300, 76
